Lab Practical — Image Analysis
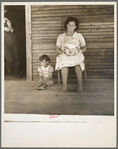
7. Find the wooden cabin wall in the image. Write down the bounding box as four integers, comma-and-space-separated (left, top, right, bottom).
31, 5, 114, 81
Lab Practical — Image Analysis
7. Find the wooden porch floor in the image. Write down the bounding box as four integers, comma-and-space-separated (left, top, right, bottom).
4, 79, 114, 115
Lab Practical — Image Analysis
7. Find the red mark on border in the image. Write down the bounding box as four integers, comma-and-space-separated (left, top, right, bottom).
49, 115, 58, 119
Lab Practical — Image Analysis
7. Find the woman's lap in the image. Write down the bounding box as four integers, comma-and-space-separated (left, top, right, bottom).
55, 52, 85, 71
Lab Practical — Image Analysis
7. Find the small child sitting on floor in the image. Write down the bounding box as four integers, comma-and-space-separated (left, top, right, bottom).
64, 36, 80, 56
35, 55, 54, 90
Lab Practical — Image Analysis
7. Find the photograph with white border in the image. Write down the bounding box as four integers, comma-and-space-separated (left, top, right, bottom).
1, 1, 117, 147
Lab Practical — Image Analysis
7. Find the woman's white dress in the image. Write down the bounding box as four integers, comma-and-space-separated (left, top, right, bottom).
55, 32, 86, 71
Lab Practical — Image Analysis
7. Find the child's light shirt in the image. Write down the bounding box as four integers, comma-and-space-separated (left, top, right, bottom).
38, 65, 54, 81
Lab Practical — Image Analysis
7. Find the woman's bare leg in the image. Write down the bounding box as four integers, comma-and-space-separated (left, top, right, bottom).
75, 65, 83, 92
61, 67, 68, 92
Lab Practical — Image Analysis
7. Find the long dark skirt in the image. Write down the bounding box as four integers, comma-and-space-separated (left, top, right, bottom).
4, 31, 20, 76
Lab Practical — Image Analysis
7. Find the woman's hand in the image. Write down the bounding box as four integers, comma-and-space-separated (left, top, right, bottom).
56, 46, 64, 55
76, 46, 80, 51
63, 46, 71, 56
63, 46, 68, 54
76, 46, 83, 53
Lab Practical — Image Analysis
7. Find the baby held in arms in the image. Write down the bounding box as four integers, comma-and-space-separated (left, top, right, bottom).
64, 36, 80, 56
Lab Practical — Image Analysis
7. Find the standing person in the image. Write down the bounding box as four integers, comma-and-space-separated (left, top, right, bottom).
4, 8, 20, 78
36, 55, 54, 90
55, 17, 87, 93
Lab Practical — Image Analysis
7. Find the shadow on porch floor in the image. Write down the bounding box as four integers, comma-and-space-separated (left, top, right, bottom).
4, 79, 114, 115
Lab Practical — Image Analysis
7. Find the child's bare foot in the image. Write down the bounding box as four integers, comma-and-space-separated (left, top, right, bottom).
76, 86, 83, 93
35, 82, 42, 88
37, 86, 45, 90
62, 86, 67, 93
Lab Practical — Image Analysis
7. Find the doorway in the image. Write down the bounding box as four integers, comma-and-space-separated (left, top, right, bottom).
4, 5, 26, 80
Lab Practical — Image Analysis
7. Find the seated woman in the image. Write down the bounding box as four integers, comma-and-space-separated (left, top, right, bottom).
55, 17, 87, 93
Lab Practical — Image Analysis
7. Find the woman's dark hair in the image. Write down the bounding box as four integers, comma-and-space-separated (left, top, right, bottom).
64, 17, 79, 31
39, 55, 50, 63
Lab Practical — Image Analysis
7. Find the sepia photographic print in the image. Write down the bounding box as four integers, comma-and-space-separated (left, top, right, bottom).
1, 1, 117, 147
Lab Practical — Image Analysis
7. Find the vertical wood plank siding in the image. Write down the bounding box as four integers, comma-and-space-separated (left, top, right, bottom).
26, 5, 32, 81
31, 5, 114, 80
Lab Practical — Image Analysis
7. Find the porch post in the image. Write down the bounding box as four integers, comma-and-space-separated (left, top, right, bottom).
25, 5, 32, 81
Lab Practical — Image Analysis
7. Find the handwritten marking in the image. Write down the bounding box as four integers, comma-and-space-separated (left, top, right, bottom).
49, 115, 58, 119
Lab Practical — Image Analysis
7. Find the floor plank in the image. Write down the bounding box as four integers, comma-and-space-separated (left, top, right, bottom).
4, 79, 114, 115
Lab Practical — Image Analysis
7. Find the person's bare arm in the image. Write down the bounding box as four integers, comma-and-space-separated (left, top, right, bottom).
4, 27, 10, 32
49, 66, 54, 79
56, 46, 64, 55
38, 72, 43, 81
7, 19, 13, 31
4, 18, 14, 32
76, 45, 87, 53
81, 45, 87, 53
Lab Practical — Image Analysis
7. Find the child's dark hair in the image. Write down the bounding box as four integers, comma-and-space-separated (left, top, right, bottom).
64, 17, 79, 31
39, 55, 50, 63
